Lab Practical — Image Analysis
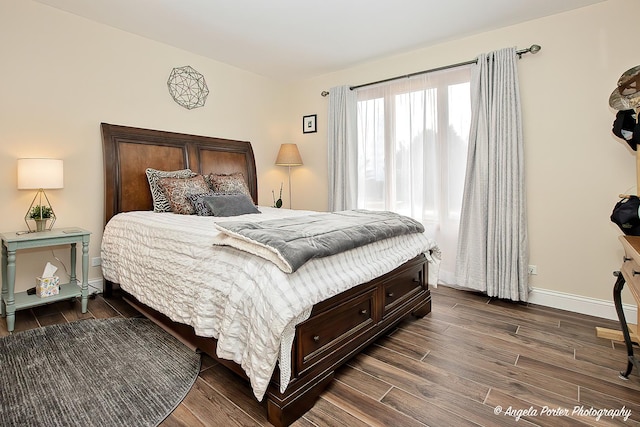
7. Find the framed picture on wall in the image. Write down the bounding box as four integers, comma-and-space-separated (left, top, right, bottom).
303, 114, 317, 133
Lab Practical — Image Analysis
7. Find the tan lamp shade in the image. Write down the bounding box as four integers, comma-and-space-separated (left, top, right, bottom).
275, 144, 303, 166
17, 158, 64, 189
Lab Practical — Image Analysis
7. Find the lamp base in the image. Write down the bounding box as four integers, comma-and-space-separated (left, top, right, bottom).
24, 189, 57, 232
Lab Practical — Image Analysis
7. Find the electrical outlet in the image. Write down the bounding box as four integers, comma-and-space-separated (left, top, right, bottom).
91, 257, 102, 267
528, 265, 537, 275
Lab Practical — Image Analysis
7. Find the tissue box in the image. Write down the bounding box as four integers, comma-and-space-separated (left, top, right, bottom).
35, 276, 60, 297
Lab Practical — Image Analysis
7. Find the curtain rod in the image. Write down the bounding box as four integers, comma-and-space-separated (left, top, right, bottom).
320, 44, 541, 97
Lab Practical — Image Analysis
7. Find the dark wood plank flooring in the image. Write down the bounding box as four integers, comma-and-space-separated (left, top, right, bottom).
2, 285, 639, 426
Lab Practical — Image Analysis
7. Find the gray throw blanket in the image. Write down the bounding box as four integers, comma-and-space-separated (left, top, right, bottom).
213, 210, 425, 273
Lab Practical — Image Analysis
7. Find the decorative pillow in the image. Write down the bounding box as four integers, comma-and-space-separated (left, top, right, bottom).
203, 194, 261, 217
158, 175, 210, 215
187, 191, 217, 216
206, 172, 253, 200
146, 168, 196, 212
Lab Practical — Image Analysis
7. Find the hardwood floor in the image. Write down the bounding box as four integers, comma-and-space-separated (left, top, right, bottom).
3, 285, 640, 426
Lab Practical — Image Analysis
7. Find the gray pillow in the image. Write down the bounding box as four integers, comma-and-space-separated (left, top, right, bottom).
203, 194, 261, 217
187, 191, 217, 216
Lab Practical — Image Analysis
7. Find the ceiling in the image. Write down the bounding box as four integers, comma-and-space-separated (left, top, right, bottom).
34, 0, 604, 82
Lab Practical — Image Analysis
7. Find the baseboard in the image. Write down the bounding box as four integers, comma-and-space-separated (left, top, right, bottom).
86, 277, 104, 294
528, 287, 636, 323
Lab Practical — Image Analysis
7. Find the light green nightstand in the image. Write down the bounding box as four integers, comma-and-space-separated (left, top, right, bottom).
1, 227, 90, 333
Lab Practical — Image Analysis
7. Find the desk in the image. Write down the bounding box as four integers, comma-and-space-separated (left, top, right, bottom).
598, 235, 640, 378
0, 228, 90, 333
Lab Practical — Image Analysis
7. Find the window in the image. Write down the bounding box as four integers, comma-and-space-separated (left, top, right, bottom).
355, 66, 471, 284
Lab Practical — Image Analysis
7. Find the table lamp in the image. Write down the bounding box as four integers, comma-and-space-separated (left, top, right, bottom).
275, 144, 303, 209
17, 158, 63, 232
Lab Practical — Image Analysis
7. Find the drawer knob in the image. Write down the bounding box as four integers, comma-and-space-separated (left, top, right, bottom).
313, 335, 320, 342
387, 292, 394, 297
360, 309, 367, 315
624, 256, 633, 262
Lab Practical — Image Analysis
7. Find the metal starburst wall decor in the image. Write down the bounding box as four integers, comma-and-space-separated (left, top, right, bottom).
167, 66, 209, 110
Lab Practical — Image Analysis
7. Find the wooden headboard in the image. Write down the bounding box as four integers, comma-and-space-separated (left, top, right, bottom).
101, 123, 258, 224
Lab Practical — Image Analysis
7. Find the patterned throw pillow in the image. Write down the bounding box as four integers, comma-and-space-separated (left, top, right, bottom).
187, 191, 217, 216
146, 168, 196, 212
158, 175, 210, 215
206, 172, 253, 200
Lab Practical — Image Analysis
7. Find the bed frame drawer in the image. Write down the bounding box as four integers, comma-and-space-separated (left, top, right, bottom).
296, 289, 375, 374
382, 262, 424, 318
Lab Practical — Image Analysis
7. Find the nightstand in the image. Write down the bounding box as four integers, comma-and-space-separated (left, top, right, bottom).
1, 227, 90, 333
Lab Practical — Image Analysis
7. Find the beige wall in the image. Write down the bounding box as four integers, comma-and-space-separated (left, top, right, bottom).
287, 0, 639, 306
0, 1, 290, 291
1, 0, 637, 314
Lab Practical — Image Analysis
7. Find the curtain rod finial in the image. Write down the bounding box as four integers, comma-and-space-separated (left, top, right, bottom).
529, 44, 541, 54
321, 91, 330, 97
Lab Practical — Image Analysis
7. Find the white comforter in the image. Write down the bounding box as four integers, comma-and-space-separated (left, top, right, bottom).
101, 207, 439, 400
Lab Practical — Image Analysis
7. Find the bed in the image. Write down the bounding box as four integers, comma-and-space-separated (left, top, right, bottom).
100, 122, 436, 427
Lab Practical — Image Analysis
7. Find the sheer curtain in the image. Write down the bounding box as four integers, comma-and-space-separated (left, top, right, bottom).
355, 67, 471, 284
455, 47, 529, 301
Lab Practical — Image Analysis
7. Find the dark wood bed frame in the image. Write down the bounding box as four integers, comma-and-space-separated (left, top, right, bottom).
100, 122, 432, 427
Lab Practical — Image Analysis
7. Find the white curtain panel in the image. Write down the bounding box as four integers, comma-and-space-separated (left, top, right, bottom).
355, 67, 471, 284
455, 47, 529, 301
327, 85, 358, 211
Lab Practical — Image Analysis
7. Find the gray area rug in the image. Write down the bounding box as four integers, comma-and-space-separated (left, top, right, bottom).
0, 318, 201, 427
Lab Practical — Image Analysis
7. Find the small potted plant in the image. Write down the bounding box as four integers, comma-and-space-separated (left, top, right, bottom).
272, 183, 283, 208
29, 205, 53, 232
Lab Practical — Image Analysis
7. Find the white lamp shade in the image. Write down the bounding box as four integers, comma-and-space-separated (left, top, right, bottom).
17, 158, 64, 189
275, 144, 303, 166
